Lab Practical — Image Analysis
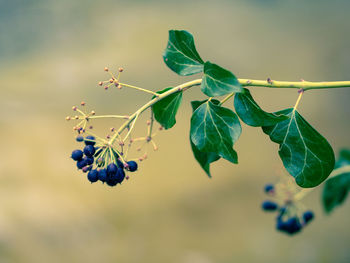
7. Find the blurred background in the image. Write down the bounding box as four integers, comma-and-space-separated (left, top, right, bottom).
0, 0, 350, 262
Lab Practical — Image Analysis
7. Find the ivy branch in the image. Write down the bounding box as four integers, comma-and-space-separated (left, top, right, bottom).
66, 29, 350, 238
109, 77, 350, 143
67, 29, 350, 213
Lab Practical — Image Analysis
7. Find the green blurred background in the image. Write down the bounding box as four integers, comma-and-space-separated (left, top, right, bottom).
0, 0, 350, 262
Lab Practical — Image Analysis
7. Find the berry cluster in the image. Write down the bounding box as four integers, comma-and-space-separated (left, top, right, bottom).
67, 67, 165, 187
70, 135, 138, 187
261, 184, 314, 235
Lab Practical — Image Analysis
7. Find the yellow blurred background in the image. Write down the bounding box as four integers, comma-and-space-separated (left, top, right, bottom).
0, 0, 350, 262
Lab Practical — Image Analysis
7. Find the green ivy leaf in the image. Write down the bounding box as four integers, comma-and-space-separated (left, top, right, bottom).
201, 61, 243, 97
163, 30, 204, 76
322, 149, 350, 213
234, 89, 288, 127
262, 108, 335, 188
190, 100, 241, 163
151, 87, 183, 129
190, 99, 221, 177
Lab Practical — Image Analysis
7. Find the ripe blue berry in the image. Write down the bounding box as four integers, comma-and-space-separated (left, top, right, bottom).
98, 169, 107, 182
84, 156, 94, 165
276, 217, 302, 235
285, 217, 302, 234
85, 135, 96, 146
127, 161, 138, 172
107, 163, 118, 175
71, 150, 83, 161
115, 168, 125, 184
76, 136, 84, 142
264, 184, 274, 193
87, 169, 99, 183
77, 159, 87, 169
106, 176, 118, 187
276, 219, 288, 232
84, 145, 96, 157
303, 211, 314, 224
262, 200, 278, 211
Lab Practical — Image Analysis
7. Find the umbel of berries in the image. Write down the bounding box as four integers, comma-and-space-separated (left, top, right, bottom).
70, 135, 139, 187
261, 183, 315, 235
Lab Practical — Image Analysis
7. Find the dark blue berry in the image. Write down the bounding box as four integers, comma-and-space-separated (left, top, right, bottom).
276, 219, 288, 232
127, 161, 138, 172
98, 169, 107, 182
76, 136, 84, 142
77, 159, 87, 169
106, 177, 118, 187
84, 156, 94, 165
262, 200, 278, 211
107, 163, 118, 175
303, 211, 314, 224
276, 217, 302, 235
87, 169, 99, 183
115, 168, 125, 184
85, 135, 96, 146
84, 145, 95, 157
285, 217, 302, 234
71, 150, 83, 161
264, 184, 274, 193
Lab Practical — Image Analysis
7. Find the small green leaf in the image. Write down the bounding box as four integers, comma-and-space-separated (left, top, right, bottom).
151, 87, 183, 129
335, 149, 350, 168
201, 61, 243, 97
262, 108, 335, 188
323, 149, 350, 213
322, 173, 350, 213
190, 99, 221, 177
163, 30, 204, 76
234, 89, 288, 127
190, 100, 241, 163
